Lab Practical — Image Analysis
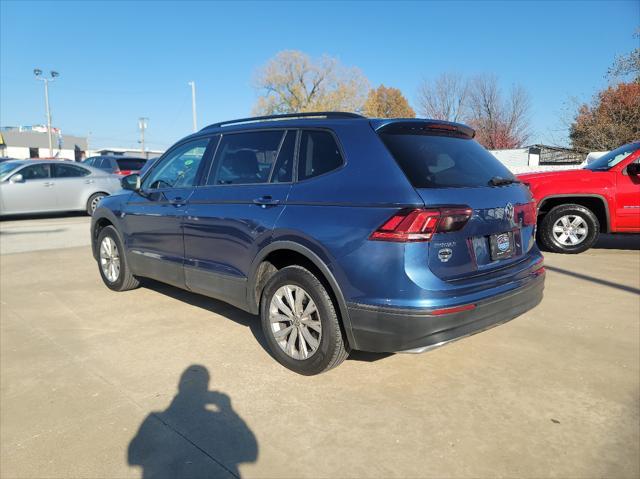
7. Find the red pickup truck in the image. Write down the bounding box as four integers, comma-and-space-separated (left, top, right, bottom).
518, 141, 640, 253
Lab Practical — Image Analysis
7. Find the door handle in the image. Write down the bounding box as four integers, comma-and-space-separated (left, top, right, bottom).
168, 197, 185, 207
85, 179, 95, 184
43, 182, 54, 187
253, 196, 280, 208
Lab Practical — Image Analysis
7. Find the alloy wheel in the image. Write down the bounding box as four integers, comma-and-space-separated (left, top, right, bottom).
552, 215, 588, 246
99, 236, 120, 282
269, 285, 322, 360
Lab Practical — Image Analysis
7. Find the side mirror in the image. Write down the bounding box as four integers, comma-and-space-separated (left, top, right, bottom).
121, 173, 141, 191
9, 173, 24, 184
626, 162, 640, 176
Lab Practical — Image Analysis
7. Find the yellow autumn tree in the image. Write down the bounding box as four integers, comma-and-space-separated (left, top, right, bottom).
363, 85, 415, 118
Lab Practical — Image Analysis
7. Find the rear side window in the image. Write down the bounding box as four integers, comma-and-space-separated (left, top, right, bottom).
96, 158, 113, 171
52, 163, 90, 178
270, 130, 295, 183
298, 130, 343, 181
379, 132, 515, 188
116, 158, 146, 171
208, 130, 285, 185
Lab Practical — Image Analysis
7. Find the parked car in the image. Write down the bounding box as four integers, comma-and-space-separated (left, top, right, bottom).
519, 141, 640, 254
0, 159, 122, 216
84, 156, 147, 176
138, 157, 158, 176
91, 112, 545, 375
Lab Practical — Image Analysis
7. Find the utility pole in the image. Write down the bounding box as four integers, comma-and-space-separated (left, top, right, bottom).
33, 69, 59, 157
138, 117, 148, 159
188, 81, 197, 132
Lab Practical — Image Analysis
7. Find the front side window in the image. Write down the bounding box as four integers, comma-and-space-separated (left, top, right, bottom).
208, 130, 285, 185
298, 130, 344, 181
143, 138, 210, 190
52, 163, 91, 178
17, 164, 51, 181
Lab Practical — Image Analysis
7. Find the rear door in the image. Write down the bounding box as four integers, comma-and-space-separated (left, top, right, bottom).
1, 163, 58, 214
51, 163, 93, 210
183, 129, 295, 307
378, 128, 537, 281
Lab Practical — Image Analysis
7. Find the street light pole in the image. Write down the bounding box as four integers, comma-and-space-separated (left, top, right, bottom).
33, 69, 59, 157
188, 81, 197, 132
138, 117, 149, 159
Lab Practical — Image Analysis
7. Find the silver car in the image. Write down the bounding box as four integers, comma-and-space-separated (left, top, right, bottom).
0, 160, 122, 216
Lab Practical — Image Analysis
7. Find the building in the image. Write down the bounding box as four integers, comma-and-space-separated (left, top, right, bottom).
0, 127, 88, 161
88, 147, 165, 159
490, 144, 586, 174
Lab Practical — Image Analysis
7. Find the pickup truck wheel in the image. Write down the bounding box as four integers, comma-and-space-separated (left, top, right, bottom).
539, 204, 600, 254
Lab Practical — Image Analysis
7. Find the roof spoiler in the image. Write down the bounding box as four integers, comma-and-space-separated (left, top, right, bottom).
373, 119, 475, 139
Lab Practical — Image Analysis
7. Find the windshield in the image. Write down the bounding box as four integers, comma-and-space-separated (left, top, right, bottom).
379, 131, 516, 188
585, 142, 639, 171
0, 161, 23, 179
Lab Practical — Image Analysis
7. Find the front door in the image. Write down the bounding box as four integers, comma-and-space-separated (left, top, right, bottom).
122, 137, 214, 287
1, 163, 57, 214
183, 129, 295, 308
616, 158, 640, 231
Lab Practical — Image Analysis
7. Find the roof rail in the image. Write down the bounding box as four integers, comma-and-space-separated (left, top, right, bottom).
202, 111, 365, 130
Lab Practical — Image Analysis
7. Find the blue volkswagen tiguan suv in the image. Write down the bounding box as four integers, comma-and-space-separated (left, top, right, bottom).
92, 112, 545, 375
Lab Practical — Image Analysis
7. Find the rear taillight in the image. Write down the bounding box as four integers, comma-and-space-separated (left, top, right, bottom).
370, 207, 472, 242
515, 202, 537, 226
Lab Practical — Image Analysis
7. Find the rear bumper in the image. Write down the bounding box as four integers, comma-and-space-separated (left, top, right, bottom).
347, 271, 545, 353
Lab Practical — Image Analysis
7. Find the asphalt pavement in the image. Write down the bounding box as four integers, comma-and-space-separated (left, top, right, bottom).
0, 216, 638, 478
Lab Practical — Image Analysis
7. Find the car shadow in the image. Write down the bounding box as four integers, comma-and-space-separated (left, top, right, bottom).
593, 233, 640, 250
141, 279, 393, 364
128, 364, 258, 478
142, 279, 269, 353
0, 211, 87, 221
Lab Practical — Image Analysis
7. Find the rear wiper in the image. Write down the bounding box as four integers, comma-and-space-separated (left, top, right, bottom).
488, 176, 521, 187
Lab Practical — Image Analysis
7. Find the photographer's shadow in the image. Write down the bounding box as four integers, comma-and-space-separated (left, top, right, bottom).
128, 365, 257, 478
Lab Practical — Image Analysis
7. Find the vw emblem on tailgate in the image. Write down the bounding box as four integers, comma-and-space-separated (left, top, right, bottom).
496, 234, 511, 252
438, 248, 453, 262
504, 202, 514, 223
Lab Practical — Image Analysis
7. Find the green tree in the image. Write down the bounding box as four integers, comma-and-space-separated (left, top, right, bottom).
363, 85, 415, 118
253, 50, 369, 115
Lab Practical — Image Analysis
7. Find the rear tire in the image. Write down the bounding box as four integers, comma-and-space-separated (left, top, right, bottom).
260, 265, 349, 375
97, 225, 140, 291
539, 204, 599, 254
87, 193, 107, 216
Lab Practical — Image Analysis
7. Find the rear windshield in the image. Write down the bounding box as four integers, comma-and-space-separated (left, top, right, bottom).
116, 158, 146, 171
379, 132, 516, 188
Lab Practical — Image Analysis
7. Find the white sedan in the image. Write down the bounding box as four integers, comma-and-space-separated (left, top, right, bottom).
0, 160, 122, 216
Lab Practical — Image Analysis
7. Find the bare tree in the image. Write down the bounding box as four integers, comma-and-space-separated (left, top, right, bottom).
416, 72, 469, 122
467, 74, 531, 149
253, 50, 369, 115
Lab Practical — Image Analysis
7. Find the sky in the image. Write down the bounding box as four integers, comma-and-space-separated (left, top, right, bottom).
1, 0, 638, 151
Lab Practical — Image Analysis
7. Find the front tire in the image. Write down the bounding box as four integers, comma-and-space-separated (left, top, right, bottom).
260, 266, 349, 375
539, 204, 600, 254
97, 225, 140, 291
